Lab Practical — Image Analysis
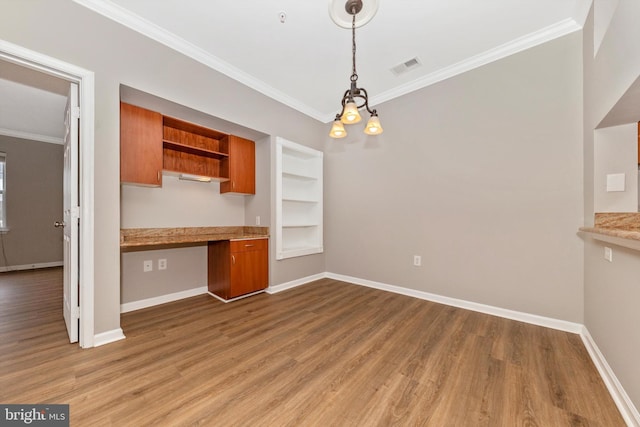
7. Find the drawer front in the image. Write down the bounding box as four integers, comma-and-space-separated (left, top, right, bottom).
230, 238, 268, 253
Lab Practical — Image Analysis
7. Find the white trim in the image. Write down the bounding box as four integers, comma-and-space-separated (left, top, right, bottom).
580, 327, 640, 426
266, 273, 327, 294
326, 272, 583, 333
207, 289, 266, 303
93, 328, 126, 347
0, 127, 63, 145
0, 38, 96, 349
0, 261, 63, 272
72, 1, 582, 124
121, 286, 207, 313
72, 0, 326, 121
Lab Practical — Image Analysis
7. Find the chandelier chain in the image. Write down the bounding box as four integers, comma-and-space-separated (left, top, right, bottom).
350, 9, 358, 82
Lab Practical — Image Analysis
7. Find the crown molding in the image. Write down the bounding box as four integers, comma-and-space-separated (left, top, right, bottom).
0, 127, 63, 145
367, 18, 582, 114
72, 0, 327, 121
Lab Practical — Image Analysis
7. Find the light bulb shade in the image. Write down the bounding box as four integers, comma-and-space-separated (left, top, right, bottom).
340, 101, 362, 124
364, 115, 383, 135
329, 119, 347, 138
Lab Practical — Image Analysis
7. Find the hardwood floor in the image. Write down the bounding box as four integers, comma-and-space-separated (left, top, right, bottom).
0, 267, 626, 426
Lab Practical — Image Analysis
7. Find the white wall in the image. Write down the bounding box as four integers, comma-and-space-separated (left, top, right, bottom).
325, 32, 585, 322
593, 123, 638, 212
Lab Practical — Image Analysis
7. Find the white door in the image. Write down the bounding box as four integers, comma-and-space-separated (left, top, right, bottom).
62, 82, 80, 343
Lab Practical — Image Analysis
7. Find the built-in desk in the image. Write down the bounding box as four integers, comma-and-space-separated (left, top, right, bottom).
120, 226, 269, 301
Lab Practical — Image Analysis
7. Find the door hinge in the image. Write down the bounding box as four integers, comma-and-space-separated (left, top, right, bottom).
72, 106, 80, 119
71, 206, 80, 219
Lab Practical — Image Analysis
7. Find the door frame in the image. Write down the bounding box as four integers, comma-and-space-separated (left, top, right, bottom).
0, 39, 95, 348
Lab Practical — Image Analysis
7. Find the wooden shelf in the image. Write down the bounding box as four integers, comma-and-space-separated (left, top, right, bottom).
163, 140, 228, 159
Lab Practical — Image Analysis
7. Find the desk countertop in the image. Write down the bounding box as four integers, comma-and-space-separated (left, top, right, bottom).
120, 226, 269, 249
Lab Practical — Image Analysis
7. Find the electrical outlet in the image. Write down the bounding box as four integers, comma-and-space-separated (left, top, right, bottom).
256, 216, 261, 226
143, 260, 153, 272
413, 255, 422, 266
604, 247, 613, 262
158, 258, 167, 270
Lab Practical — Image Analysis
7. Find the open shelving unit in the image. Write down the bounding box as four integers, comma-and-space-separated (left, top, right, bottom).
275, 137, 323, 260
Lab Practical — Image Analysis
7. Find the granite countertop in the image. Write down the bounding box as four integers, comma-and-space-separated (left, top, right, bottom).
579, 213, 640, 242
120, 226, 269, 248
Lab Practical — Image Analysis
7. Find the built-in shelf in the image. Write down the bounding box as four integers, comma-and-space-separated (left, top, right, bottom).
162, 140, 228, 160
275, 137, 323, 260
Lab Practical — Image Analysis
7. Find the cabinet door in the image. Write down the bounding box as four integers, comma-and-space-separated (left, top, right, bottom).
220, 135, 255, 194
120, 102, 163, 186
229, 240, 268, 298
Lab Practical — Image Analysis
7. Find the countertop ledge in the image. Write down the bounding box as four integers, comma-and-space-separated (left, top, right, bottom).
579, 212, 640, 251
120, 226, 269, 248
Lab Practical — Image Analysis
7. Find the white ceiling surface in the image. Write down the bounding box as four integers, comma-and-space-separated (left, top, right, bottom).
76, 0, 589, 123
0, 60, 69, 143
0, 1, 590, 143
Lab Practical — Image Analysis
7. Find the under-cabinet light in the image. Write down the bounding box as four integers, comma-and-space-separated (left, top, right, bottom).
179, 173, 212, 182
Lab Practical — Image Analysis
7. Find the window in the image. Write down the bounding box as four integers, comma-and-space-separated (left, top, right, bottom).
0, 153, 6, 229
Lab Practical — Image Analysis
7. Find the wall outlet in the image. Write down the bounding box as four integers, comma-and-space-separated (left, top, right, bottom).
143, 260, 153, 272
604, 247, 613, 262
413, 255, 422, 266
256, 216, 261, 226
158, 258, 167, 270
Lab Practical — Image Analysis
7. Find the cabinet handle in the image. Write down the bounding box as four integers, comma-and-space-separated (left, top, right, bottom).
232, 255, 235, 265
232, 181, 235, 189
157, 171, 161, 182
244, 244, 254, 248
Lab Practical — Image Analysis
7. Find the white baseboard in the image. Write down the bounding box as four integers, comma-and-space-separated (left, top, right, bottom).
207, 289, 266, 303
0, 261, 63, 272
325, 272, 583, 334
266, 273, 327, 294
93, 328, 126, 347
120, 286, 207, 313
580, 327, 640, 426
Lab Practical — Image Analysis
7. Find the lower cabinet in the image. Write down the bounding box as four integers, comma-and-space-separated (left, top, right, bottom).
208, 238, 268, 300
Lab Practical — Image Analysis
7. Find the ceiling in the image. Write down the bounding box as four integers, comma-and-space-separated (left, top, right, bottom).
1, 1, 589, 142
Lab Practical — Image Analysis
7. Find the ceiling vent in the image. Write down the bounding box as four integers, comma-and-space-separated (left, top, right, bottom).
390, 57, 421, 76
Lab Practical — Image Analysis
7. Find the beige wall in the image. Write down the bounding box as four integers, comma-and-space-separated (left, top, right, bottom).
325, 32, 585, 322
0, 135, 63, 267
583, 0, 640, 411
593, 123, 637, 212
0, 0, 326, 334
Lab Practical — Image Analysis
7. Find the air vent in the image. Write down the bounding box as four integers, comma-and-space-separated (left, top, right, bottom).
390, 57, 422, 76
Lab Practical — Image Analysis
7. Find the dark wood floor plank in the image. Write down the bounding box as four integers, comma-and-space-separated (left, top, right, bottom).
0, 269, 626, 426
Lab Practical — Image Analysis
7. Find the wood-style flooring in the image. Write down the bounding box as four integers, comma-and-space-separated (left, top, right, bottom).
0, 267, 626, 426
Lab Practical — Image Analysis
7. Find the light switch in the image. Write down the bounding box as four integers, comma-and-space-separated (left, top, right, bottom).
606, 173, 625, 192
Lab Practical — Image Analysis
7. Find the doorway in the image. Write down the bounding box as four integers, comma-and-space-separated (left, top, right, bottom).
0, 39, 95, 348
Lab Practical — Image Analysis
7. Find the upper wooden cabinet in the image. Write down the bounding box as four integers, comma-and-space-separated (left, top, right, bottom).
120, 102, 255, 194
220, 135, 255, 195
120, 103, 163, 186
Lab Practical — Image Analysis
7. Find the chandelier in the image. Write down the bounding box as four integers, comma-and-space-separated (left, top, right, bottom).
329, 0, 383, 138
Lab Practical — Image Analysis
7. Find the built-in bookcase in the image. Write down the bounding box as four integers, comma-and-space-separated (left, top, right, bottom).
275, 137, 323, 260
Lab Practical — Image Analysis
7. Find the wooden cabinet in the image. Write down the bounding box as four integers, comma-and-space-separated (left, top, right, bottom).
162, 115, 229, 181
220, 135, 255, 194
120, 103, 163, 186
120, 102, 256, 192
208, 238, 268, 300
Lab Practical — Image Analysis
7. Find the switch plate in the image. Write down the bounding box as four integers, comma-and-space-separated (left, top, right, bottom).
158, 259, 167, 270
413, 255, 422, 266
256, 216, 261, 226
143, 260, 153, 272
604, 247, 613, 262
606, 173, 625, 192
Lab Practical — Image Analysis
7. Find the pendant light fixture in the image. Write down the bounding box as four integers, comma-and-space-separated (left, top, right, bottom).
329, 0, 383, 138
